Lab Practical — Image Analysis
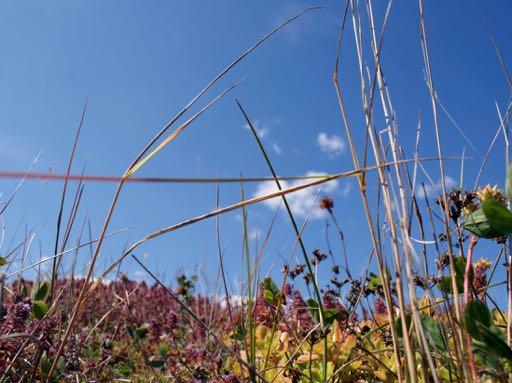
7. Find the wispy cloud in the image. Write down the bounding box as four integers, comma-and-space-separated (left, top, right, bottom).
341, 182, 353, 198
417, 176, 457, 199
248, 228, 262, 241
243, 119, 283, 155
317, 132, 345, 158
253, 171, 339, 220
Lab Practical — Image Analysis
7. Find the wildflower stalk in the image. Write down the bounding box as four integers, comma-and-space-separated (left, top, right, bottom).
464, 235, 478, 381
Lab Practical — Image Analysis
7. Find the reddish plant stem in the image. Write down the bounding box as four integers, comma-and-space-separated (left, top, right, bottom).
465, 235, 478, 382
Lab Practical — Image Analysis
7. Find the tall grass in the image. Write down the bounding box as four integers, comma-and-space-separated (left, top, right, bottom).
1, 2, 512, 383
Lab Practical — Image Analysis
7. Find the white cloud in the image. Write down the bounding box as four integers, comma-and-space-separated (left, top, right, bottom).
341, 182, 353, 198
244, 120, 269, 139
253, 171, 339, 220
248, 228, 262, 241
317, 133, 345, 157
243, 119, 283, 155
271, 142, 282, 155
417, 176, 457, 199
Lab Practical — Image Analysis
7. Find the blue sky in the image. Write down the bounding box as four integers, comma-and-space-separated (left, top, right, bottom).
0, 1, 511, 297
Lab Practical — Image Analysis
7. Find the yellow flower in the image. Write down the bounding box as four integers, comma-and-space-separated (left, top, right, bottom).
474, 258, 491, 271
476, 184, 507, 203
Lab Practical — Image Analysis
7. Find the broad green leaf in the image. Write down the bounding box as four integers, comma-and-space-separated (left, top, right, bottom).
472, 340, 502, 371
40, 351, 52, 375
32, 281, 49, 301
263, 290, 276, 305
464, 300, 492, 341
0, 257, 6, 267
506, 165, 512, 204
482, 199, 512, 235
31, 300, 48, 320
464, 208, 503, 239
480, 324, 512, 362
420, 315, 447, 352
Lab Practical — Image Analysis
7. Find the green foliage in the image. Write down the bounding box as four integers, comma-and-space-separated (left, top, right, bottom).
115, 360, 134, 377
437, 256, 472, 294
464, 300, 492, 341
395, 313, 412, 346
420, 315, 447, 353
506, 164, 512, 204
126, 324, 148, 340
482, 199, 512, 235
39, 351, 64, 382
464, 208, 503, 239
31, 300, 49, 320
464, 300, 512, 371
262, 277, 280, 306
31, 281, 49, 301
39, 351, 52, 376
306, 298, 340, 326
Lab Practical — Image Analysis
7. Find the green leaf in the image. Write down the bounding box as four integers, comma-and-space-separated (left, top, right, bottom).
135, 324, 148, 340
115, 360, 133, 377
482, 199, 512, 235
306, 299, 320, 323
480, 324, 512, 362
0, 257, 6, 267
262, 277, 280, 306
464, 209, 503, 239
506, 165, 512, 204
437, 257, 472, 295
323, 309, 340, 326
21, 284, 29, 297
40, 351, 52, 375
84, 346, 99, 359
420, 315, 447, 352
127, 324, 148, 340
368, 273, 383, 292
395, 313, 412, 340
472, 340, 502, 371
263, 290, 275, 305
160, 343, 169, 358
464, 300, 492, 341
148, 355, 166, 368
32, 281, 49, 301
231, 324, 246, 341
31, 301, 48, 320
